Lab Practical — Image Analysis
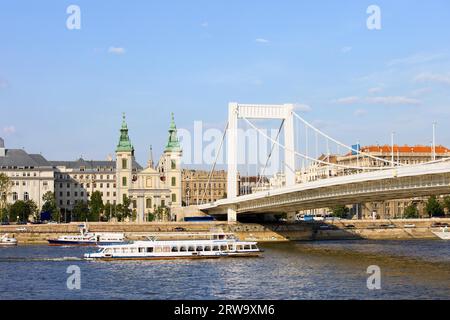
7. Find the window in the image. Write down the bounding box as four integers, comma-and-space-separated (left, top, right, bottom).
132, 200, 137, 209
122, 177, 127, 187
161, 200, 165, 207
171, 160, 176, 170
172, 194, 177, 203
122, 159, 128, 169
171, 177, 176, 187
146, 198, 152, 209
23, 192, 29, 201
12, 192, 18, 201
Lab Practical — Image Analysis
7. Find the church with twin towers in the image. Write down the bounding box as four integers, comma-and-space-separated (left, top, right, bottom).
0, 113, 183, 223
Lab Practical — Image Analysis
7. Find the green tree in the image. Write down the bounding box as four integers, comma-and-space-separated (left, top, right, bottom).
9, 200, 37, 222
404, 203, 419, 219
89, 191, 104, 222
103, 203, 116, 222
119, 195, 132, 221
425, 196, 445, 217
443, 196, 450, 216
0, 173, 12, 221
329, 205, 350, 219
42, 191, 59, 222
72, 201, 90, 222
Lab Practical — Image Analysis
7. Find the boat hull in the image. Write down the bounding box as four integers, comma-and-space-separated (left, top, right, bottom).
48, 240, 126, 246
432, 232, 450, 240
86, 252, 261, 261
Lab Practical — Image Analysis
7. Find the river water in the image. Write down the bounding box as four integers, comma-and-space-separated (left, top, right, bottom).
0, 240, 448, 300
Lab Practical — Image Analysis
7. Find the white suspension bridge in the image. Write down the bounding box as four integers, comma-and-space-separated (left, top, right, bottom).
197, 103, 450, 222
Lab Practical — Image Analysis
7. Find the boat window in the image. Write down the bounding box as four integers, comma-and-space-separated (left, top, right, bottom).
205, 246, 211, 251
172, 247, 179, 252
180, 247, 187, 252
188, 246, 195, 252
237, 245, 243, 251
244, 245, 251, 250
220, 245, 228, 251
251, 245, 258, 250
163, 246, 171, 253
213, 246, 220, 251
139, 248, 145, 253
228, 245, 234, 251
146, 247, 154, 253
155, 247, 163, 253
196, 246, 204, 252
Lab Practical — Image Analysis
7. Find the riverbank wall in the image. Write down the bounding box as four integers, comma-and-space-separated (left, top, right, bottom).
0, 218, 448, 244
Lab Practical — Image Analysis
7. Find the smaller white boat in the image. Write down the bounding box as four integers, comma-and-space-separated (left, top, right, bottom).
432, 226, 450, 240
48, 223, 126, 246
0, 234, 18, 246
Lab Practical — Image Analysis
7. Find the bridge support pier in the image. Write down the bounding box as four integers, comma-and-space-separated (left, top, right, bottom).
227, 208, 237, 223
287, 211, 297, 223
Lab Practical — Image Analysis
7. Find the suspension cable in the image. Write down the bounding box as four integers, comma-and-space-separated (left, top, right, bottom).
200, 121, 229, 204
243, 117, 388, 171
256, 119, 285, 190
292, 111, 404, 167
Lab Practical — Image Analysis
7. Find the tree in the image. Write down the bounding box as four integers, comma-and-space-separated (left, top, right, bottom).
42, 191, 59, 222
329, 205, 350, 219
89, 191, 104, 222
103, 203, 116, 222
425, 196, 445, 218
0, 173, 12, 221
404, 203, 419, 219
9, 200, 37, 222
443, 196, 450, 216
72, 201, 90, 222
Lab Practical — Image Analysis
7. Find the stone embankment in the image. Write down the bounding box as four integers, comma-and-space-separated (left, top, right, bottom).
0, 218, 448, 244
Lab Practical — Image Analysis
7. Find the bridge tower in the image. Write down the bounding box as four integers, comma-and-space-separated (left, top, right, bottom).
227, 103, 296, 222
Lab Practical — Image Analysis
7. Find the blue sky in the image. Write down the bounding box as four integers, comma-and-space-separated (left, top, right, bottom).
1, 0, 450, 167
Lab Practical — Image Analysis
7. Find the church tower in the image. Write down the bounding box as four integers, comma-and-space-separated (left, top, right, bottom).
116, 113, 134, 205
161, 113, 182, 208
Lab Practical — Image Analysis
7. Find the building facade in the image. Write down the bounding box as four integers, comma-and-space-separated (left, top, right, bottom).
0, 137, 54, 211
0, 113, 183, 223
182, 169, 228, 205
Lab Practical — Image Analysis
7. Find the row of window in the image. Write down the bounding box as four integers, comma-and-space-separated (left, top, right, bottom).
57, 174, 116, 180
58, 191, 116, 198
11, 181, 49, 187
58, 182, 116, 189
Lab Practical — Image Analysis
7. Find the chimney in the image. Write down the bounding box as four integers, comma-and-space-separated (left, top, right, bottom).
0, 137, 5, 157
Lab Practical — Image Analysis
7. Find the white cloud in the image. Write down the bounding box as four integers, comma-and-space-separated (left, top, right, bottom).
333, 95, 420, 106
3, 125, 16, 135
0, 79, 9, 89
293, 104, 312, 112
368, 87, 383, 94
365, 96, 421, 105
108, 47, 126, 55
411, 87, 433, 97
341, 46, 352, 54
333, 96, 360, 104
354, 109, 367, 117
255, 38, 269, 44
414, 72, 450, 86
388, 52, 445, 67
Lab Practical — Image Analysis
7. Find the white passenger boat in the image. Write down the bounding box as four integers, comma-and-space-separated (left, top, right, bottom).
432, 226, 450, 240
48, 223, 126, 246
84, 232, 262, 261
0, 234, 18, 246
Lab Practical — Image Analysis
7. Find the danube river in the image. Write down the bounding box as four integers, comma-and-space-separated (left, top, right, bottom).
0, 240, 448, 300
